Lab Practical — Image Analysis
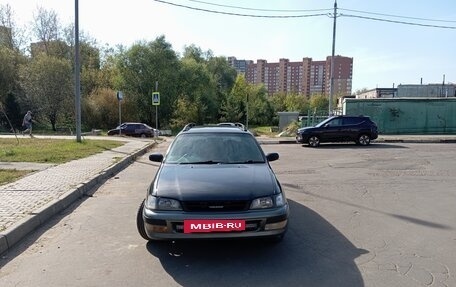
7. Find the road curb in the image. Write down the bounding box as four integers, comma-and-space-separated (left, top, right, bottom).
0, 142, 154, 256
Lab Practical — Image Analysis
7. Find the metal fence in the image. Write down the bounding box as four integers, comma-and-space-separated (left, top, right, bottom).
299, 108, 341, 127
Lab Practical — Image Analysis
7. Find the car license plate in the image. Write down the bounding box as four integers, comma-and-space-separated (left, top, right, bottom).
184, 219, 245, 233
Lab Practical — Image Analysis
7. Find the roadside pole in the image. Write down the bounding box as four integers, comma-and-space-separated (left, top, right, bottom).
152, 82, 160, 137
117, 91, 123, 136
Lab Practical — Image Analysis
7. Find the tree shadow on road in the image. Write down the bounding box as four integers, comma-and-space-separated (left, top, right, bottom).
146, 200, 368, 287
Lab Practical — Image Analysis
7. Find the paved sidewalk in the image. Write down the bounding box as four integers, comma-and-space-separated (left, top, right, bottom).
0, 136, 156, 255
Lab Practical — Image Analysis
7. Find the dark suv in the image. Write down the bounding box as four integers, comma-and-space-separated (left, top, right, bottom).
296, 115, 378, 147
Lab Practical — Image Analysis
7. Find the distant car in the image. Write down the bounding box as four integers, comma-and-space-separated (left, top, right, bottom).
107, 122, 157, 138
136, 123, 289, 242
296, 115, 378, 147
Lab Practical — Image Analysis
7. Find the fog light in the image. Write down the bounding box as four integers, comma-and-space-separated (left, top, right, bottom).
150, 225, 168, 233
265, 219, 287, 230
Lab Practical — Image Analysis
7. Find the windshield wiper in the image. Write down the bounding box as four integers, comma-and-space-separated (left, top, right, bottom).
231, 160, 265, 164
184, 160, 224, 164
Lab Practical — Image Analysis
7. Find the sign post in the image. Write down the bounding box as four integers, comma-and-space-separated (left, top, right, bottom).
117, 91, 123, 135
152, 86, 160, 136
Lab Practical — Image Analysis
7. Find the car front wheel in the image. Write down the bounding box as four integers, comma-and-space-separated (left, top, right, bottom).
136, 200, 151, 241
308, 136, 320, 147
357, 134, 371, 146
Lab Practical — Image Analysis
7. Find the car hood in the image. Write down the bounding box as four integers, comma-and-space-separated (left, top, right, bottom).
154, 164, 278, 201
297, 126, 318, 133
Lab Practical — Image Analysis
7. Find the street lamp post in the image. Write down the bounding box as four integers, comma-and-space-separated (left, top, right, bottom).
74, 0, 81, 142
329, 0, 337, 116
246, 92, 249, 130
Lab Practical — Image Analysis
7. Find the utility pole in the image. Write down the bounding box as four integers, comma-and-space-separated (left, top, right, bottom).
155, 81, 158, 131
74, 0, 81, 142
329, 0, 337, 116
246, 92, 249, 130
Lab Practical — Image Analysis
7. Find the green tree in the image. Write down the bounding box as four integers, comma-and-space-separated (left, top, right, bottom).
177, 57, 219, 124
247, 84, 273, 126
169, 97, 199, 130
19, 54, 73, 131
269, 92, 287, 114
285, 93, 308, 113
0, 46, 26, 129
206, 56, 237, 111
83, 88, 122, 130
0, 47, 17, 103
220, 75, 272, 126
309, 94, 329, 111
117, 36, 180, 128
220, 74, 248, 123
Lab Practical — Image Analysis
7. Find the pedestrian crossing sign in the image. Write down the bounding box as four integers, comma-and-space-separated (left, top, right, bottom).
152, 92, 160, 106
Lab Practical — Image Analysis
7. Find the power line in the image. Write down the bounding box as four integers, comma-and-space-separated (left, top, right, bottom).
153, 0, 456, 29
153, 0, 328, 18
187, 0, 332, 13
339, 8, 456, 23
340, 14, 456, 30
186, 0, 456, 24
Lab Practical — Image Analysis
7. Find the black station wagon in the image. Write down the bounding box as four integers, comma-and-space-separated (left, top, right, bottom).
136, 123, 289, 242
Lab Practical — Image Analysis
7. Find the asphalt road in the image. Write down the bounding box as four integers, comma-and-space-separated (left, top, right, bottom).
1, 141, 455, 287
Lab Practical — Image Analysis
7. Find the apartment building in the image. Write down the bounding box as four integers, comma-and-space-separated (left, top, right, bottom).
237, 55, 353, 97
227, 57, 253, 75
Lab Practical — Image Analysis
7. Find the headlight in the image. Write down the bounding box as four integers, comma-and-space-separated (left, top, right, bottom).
275, 193, 285, 207
250, 196, 274, 209
250, 194, 286, 209
145, 195, 182, 211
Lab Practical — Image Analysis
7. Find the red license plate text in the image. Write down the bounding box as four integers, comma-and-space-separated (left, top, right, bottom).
184, 219, 245, 233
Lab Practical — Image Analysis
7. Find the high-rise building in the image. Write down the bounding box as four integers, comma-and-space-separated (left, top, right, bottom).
324, 56, 353, 97
236, 56, 353, 97
227, 56, 253, 75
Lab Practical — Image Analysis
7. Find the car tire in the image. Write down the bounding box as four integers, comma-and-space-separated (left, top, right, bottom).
140, 133, 147, 138
357, 134, 371, 146
136, 200, 151, 241
308, 136, 320, 147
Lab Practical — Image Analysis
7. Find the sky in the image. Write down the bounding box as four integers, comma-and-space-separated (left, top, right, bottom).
1, 0, 455, 92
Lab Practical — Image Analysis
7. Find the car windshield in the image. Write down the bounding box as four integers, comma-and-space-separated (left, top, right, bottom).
165, 133, 265, 164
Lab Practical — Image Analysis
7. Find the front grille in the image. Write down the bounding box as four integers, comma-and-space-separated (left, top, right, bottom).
182, 200, 249, 212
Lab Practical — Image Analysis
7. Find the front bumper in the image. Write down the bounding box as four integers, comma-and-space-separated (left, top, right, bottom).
143, 204, 289, 240
296, 133, 310, 143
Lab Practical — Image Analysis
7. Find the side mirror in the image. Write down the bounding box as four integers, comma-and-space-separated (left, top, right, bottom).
266, 152, 279, 162
149, 153, 164, 162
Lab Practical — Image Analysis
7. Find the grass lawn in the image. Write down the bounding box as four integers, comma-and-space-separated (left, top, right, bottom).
0, 138, 124, 185
251, 126, 279, 137
0, 138, 123, 163
0, 169, 31, 185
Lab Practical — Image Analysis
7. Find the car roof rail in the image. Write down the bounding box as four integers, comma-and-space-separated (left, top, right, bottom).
234, 122, 247, 131
182, 122, 197, 131
217, 122, 247, 131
